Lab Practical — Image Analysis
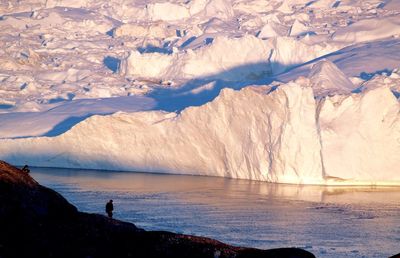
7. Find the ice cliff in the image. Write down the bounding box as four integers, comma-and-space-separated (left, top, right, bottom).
318, 82, 400, 183
1, 78, 399, 185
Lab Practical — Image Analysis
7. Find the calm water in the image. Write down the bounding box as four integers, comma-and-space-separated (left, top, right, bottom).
31, 167, 400, 258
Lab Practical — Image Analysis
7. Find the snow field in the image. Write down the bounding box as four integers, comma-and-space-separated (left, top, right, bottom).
0, 0, 399, 184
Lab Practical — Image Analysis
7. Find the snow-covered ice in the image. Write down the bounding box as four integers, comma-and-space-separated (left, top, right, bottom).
0, 0, 399, 185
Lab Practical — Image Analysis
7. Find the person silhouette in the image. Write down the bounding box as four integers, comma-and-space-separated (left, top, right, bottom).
105, 200, 113, 218
21, 165, 30, 173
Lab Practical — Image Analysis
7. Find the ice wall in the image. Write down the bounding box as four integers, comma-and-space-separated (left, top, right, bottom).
0, 83, 324, 184
1, 78, 399, 185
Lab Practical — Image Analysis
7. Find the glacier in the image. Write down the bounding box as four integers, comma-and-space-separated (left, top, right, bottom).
1, 0, 400, 185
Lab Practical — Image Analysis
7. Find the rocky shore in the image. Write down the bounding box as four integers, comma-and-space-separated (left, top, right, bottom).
0, 160, 314, 258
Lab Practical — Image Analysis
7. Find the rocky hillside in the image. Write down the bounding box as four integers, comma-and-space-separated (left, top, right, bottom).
0, 160, 314, 258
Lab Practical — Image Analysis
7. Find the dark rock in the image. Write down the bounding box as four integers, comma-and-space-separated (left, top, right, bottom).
0, 160, 315, 258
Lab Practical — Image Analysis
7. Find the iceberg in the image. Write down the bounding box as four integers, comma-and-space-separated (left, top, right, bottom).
318, 85, 400, 184
308, 59, 354, 96
0, 83, 323, 184
1, 77, 399, 185
121, 35, 273, 81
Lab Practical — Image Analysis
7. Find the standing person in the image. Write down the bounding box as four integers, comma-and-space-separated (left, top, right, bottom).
105, 200, 114, 218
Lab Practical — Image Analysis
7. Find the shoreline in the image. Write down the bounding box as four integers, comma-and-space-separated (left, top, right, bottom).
0, 160, 315, 258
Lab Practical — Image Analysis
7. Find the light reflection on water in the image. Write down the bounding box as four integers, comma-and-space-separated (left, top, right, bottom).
31, 167, 400, 258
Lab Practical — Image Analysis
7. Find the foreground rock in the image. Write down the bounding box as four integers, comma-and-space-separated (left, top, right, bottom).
0, 161, 314, 258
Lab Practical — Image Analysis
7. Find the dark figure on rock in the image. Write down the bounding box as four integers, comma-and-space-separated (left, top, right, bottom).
106, 199, 113, 218
21, 165, 30, 173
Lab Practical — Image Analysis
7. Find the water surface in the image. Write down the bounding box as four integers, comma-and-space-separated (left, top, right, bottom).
31, 167, 400, 258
